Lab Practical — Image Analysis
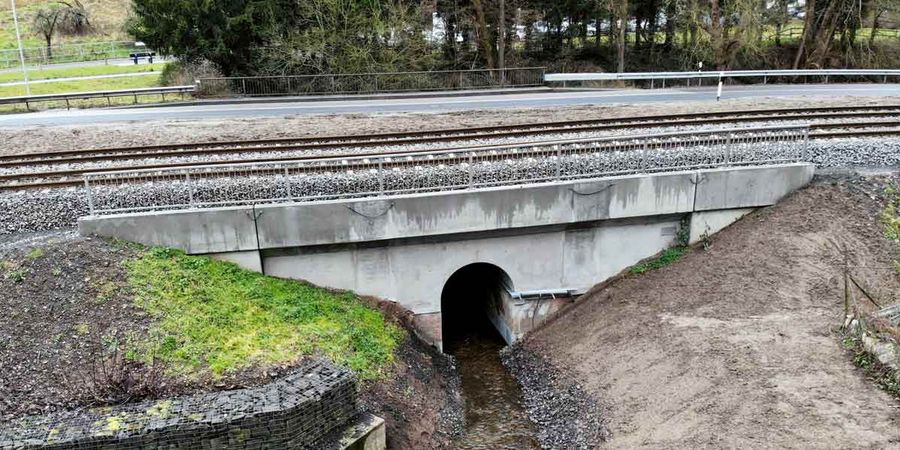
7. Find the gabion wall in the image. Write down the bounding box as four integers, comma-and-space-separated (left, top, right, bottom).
0, 360, 357, 450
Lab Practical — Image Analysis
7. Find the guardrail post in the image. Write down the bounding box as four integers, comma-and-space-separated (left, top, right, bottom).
84, 179, 95, 215
468, 153, 474, 188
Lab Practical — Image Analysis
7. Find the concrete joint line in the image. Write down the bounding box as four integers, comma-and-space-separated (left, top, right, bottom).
347, 202, 395, 220
569, 183, 616, 196
251, 206, 265, 274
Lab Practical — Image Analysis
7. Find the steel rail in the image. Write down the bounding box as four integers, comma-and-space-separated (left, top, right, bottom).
0, 119, 896, 185
2, 121, 900, 189
4, 124, 897, 192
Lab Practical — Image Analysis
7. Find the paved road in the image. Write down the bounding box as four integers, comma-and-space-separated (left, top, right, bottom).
2, 83, 900, 128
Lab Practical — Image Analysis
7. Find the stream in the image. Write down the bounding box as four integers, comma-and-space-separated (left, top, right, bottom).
446, 319, 539, 450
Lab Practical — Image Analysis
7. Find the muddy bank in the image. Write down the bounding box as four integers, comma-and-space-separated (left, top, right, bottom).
515, 174, 900, 448
0, 233, 464, 450
358, 331, 463, 450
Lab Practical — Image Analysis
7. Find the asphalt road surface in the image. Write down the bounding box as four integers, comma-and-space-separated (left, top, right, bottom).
2, 83, 900, 128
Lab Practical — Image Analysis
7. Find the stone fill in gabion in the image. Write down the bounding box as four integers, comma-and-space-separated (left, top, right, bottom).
1, 138, 898, 235
0, 359, 357, 450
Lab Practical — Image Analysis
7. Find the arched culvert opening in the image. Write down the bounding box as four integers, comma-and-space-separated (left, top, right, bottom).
440, 263, 513, 354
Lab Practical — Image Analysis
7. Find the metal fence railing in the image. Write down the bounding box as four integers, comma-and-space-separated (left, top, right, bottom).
545, 69, 900, 88
0, 86, 196, 110
0, 41, 150, 68
195, 67, 547, 97
83, 125, 809, 215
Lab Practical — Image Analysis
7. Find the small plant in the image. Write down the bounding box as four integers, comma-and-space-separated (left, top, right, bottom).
4, 268, 27, 283
25, 248, 45, 261
51, 267, 63, 277
844, 334, 900, 400
66, 335, 168, 406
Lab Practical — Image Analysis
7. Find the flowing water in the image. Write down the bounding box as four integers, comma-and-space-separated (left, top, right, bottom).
446, 320, 540, 450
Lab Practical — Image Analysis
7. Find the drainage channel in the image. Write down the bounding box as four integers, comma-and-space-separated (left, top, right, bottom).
446, 317, 539, 450
442, 262, 539, 449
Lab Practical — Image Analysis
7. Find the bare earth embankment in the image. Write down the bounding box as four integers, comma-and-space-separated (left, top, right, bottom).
516, 176, 900, 449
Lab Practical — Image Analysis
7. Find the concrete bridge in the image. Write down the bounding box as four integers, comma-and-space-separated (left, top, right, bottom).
79, 163, 814, 350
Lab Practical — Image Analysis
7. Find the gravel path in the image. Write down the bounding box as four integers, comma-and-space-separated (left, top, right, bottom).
519, 175, 900, 449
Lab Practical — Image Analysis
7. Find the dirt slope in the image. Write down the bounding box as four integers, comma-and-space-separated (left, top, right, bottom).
523, 177, 900, 449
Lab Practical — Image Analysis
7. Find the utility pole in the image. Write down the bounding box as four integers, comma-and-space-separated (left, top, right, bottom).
10, 0, 31, 95
498, 0, 505, 86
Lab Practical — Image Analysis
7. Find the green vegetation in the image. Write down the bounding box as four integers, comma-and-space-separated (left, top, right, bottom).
24, 247, 44, 261
125, 247, 403, 380
630, 247, 688, 275
128, 0, 900, 78
842, 335, 900, 400
883, 185, 900, 274
0, 62, 167, 83
0, 72, 161, 97
0, 0, 130, 50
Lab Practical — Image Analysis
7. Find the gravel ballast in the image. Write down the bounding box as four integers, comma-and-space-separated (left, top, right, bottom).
2, 137, 899, 235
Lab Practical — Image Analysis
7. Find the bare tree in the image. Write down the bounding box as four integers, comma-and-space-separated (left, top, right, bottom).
32, 1, 92, 60
33, 6, 63, 59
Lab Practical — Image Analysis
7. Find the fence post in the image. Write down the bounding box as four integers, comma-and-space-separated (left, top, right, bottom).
555, 145, 562, 180
284, 167, 292, 200
378, 160, 385, 194
84, 178, 95, 215
186, 173, 195, 208
725, 133, 732, 165
241, 79, 247, 96
802, 127, 810, 161
468, 153, 474, 188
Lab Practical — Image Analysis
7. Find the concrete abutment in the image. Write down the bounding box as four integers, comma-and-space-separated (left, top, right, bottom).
79, 164, 815, 350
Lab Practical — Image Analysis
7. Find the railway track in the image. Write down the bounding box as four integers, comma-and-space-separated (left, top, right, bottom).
3, 105, 900, 191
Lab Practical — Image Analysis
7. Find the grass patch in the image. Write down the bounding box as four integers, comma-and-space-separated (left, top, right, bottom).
0, 62, 168, 83
125, 247, 404, 380
0, 72, 161, 97
842, 335, 900, 400
629, 246, 688, 275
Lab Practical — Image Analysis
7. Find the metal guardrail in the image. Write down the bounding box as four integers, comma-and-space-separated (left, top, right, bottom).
195, 67, 547, 97
0, 85, 196, 110
545, 69, 900, 87
83, 125, 809, 215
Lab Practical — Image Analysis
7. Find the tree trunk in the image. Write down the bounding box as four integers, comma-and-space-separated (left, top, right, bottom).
869, 9, 883, 48
793, 0, 816, 69
471, 0, 495, 69
664, 0, 676, 48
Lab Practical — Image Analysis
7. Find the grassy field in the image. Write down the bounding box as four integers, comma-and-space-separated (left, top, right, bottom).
0, 0, 131, 50
0, 71, 162, 97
